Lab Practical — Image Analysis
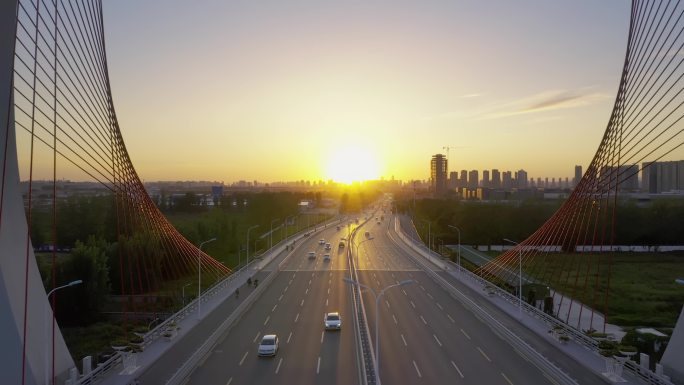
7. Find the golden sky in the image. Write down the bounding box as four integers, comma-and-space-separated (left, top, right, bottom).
94, 0, 636, 183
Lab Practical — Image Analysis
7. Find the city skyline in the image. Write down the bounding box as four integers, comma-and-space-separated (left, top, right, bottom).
84, 0, 640, 184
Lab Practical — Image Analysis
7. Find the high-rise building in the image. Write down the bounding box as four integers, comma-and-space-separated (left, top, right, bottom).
491, 169, 501, 189
482, 170, 490, 187
515, 169, 528, 188
468, 170, 479, 189
430, 154, 448, 196
641, 160, 684, 193
574, 165, 583, 187
502, 171, 513, 189
449, 171, 459, 189
460, 170, 468, 189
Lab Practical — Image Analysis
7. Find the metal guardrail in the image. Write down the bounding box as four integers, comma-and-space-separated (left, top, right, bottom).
393, 221, 579, 385
347, 222, 377, 385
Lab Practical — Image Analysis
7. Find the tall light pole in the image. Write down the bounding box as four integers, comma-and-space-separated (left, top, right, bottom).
284, 215, 295, 244
246, 225, 259, 264
448, 225, 461, 273
343, 277, 413, 384
197, 237, 216, 320
182, 282, 192, 307
503, 238, 522, 319
270, 218, 280, 250
421, 219, 431, 252
46, 279, 82, 385
354, 237, 374, 268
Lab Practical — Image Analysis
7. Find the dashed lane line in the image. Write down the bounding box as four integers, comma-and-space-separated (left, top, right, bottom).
501, 372, 514, 385
317, 357, 321, 374
275, 358, 283, 374
263, 316, 270, 325
447, 314, 455, 323
385, 300, 390, 309
326, 298, 329, 306
239, 351, 248, 366
272, 304, 278, 312
412, 360, 422, 378
295, 313, 299, 323
321, 331, 325, 343
253, 332, 261, 343
410, 300, 416, 309
426, 293, 434, 299
433, 334, 442, 347
402, 289, 407, 296
451, 361, 464, 378
392, 314, 398, 324
436, 302, 443, 310
287, 331, 293, 343
401, 334, 407, 346
300, 299, 305, 307
305, 288, 309, 294
420, 315, 427, 325
477, 347, 492, 362
278, 294, 283, 301
461, 329, 471, 340
226, 378, 233, 385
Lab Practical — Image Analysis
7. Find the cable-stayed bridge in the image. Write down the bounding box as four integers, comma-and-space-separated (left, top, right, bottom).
1, 1, 683, 385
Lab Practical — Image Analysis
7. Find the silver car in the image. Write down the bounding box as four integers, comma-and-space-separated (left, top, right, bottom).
258, 334, 279, 356
324, 312, 342, 330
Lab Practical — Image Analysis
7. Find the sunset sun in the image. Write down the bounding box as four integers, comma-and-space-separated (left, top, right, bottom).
326, 146, 381, 184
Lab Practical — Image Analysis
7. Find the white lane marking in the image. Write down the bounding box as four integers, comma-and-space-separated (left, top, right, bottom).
275, 358, 283, 374
436, 302, 443, 310
412, 360, 422, 378
289, 279, 293, 285
427, 293, 434, 299
321, 331, 325, 343
420, 315, 427, 325
327, 288, 330, 294
253, 332, 261, 343
226, 378, 233, 385
309, 279, 312, 285
239, 351, 248, 366
447, 314, 455, 323
385, 300, 390, 309
420, 285, 425, 291
451, 361, 464, 378
392, 314, 398, 324
433, 334, 442, 347
401, 334, 407, 346
478, 346, 492, 362
295, 313, 299, 322
402, 289, 407, 296
278, 294, 283, 301
461, 329, 471, 340
300, 299, 305, 307
317, 357, 321, 374
410, 300, 416, 309
284, 286, 288, 293
305, 288, 309, 294
292, 273, 296, 279
501, 372, 514, 385
326, 298, 329, 306
272, 304, 278, 312
263, 316, 270, 325
287, 331, 293, 343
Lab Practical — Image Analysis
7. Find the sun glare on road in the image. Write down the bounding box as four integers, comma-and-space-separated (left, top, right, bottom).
326, 145, 380, 184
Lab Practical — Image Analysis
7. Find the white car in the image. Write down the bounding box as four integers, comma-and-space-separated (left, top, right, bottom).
325, 242, 331, 250
323, 254, 331, 262
258, 334, 279, 356
324, 312, 342, 330
308, 251, 316, 259
319, 239, 325, 245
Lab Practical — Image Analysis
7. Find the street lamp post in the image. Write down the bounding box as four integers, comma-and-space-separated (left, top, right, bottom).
448, 225, 461, 273
45, 279, 82, 385
270, 218, 280, 250
353, 237, 374, 268
182, 282, 191, 307
421, 219, 431, 252
343, 277, 413, 384
503, 238, 522, 319
197, 237, 217, 320
246, 225, 259, 264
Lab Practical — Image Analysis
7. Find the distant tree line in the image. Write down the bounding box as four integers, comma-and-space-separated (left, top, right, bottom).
396, 195, 684, 248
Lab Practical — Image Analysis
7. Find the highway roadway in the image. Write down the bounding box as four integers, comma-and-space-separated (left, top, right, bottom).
180, 209, 605, 385
185, 223, 361, 385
